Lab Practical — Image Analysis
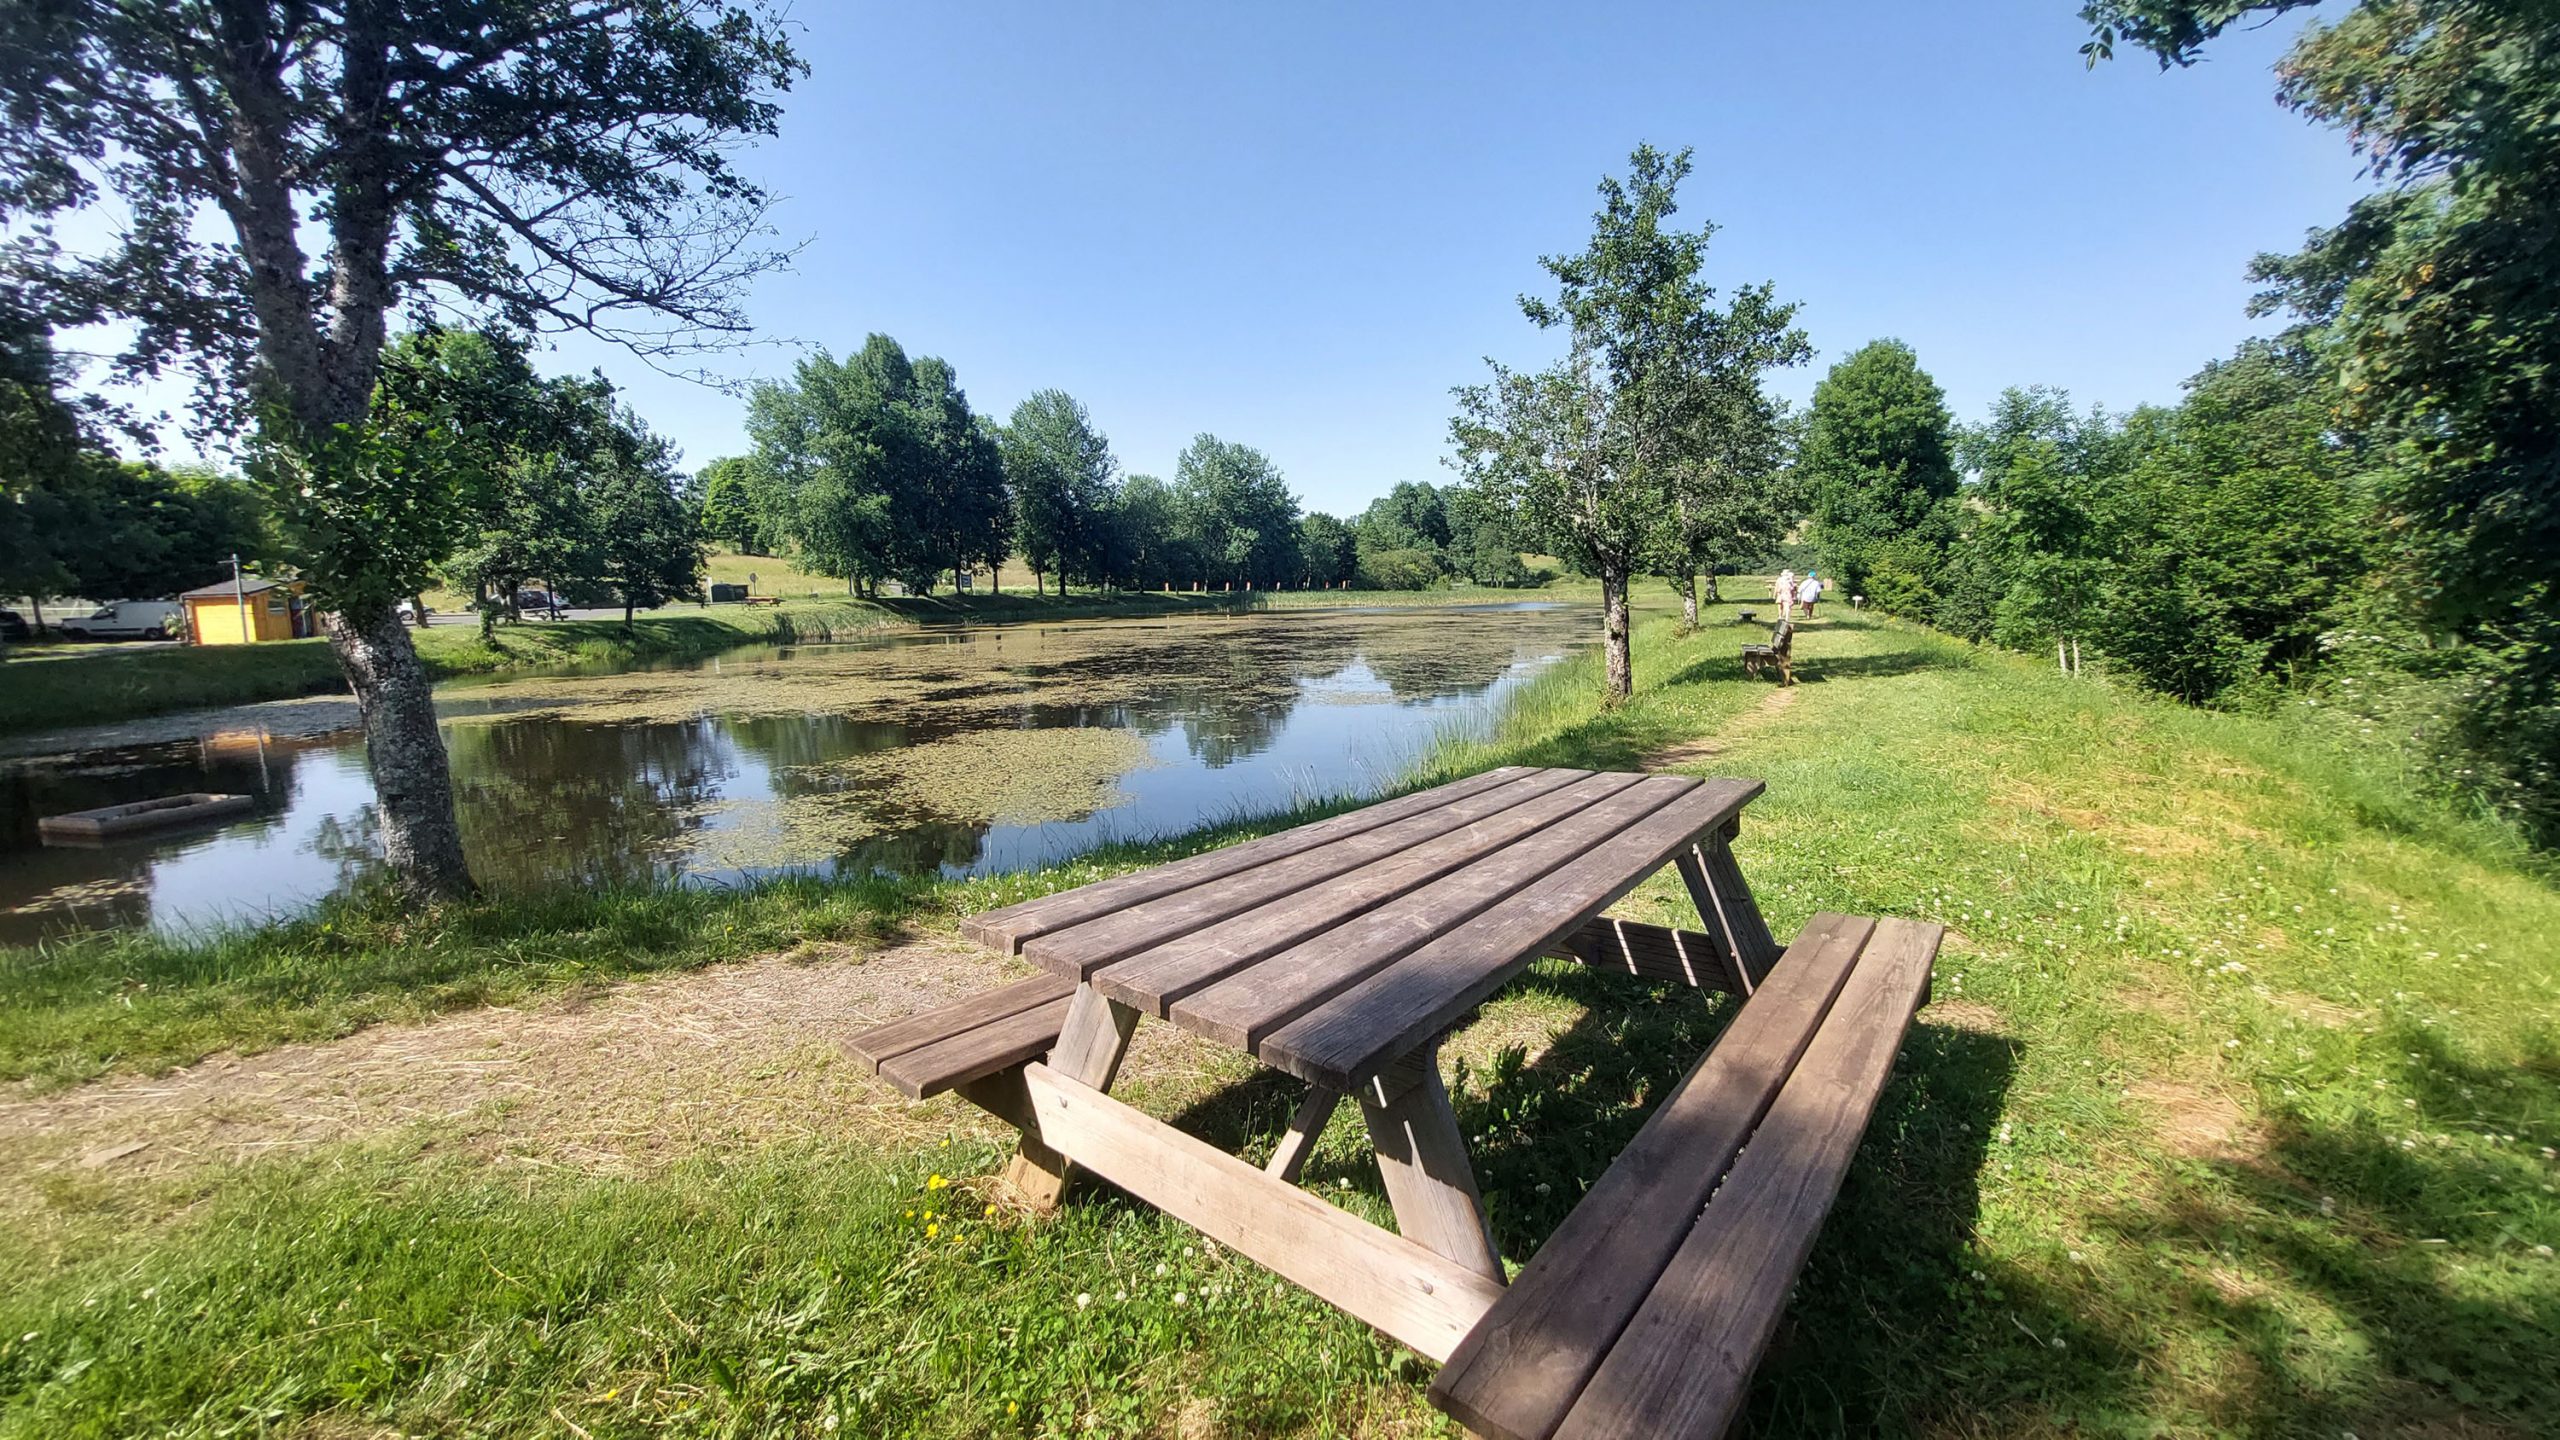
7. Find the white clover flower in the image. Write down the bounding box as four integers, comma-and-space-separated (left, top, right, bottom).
1075, 1293, 1091, 1310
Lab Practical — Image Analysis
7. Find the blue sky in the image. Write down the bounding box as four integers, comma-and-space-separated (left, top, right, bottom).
174, 2, 2375, 518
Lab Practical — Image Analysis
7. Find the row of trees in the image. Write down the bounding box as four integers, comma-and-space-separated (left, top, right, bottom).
2, 312, 707, 636
694, 335, 1537, 598
1773, 0, 2560, 843
377, 330, 704, 630
1, 299, 271, 625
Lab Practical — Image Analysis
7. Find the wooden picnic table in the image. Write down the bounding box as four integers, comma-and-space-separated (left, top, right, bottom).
849, 766, 1942, 1440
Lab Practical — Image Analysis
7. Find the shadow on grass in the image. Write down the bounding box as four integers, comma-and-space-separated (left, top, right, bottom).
1127, 961, 2035, 1433
2079, 1021, 2560, 1434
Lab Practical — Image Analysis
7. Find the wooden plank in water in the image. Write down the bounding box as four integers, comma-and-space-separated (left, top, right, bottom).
959, 767, 1535, 953
1258, 779, 1763, 1092
1092, 771, 1650, 1016
1169, 776, 1706, 1052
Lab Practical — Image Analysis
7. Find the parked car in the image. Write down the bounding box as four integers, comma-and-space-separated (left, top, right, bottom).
57, 600, 183, 641
0, 609, 27, 642
512, 589, 563, 616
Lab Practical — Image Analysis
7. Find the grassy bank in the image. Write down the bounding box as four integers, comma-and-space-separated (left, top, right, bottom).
3, 613, 2554, 1436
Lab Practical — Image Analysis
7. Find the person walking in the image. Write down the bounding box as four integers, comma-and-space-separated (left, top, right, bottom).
1776, 567, 1798, 622
1797, 570, 1822, 620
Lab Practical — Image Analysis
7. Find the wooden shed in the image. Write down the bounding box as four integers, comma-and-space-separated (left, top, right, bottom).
180, 576, 311, 645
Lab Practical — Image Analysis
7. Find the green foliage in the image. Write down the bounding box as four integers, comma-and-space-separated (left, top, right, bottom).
694, 455, 775, 554
1354, 546, 1443, 592
1455, 145, 1807, 696
999, 389, 1118, 592
1294, 511, 1355, 587
2083, 0, 2560, 837
1172, 435, 1300, 588
746, 335, 1009, 596
588, 416, 706, 619
1800, 339, 1959, 600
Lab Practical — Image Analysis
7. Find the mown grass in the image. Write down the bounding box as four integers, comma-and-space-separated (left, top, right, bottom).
3, 611, 2555, 1437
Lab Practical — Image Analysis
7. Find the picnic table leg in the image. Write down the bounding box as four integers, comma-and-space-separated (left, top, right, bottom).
1359, 1046, 1505, 1284
1676, 820, 1782, 990
1006, 984, 1138, 1210
1265, 1083, 1343, 1184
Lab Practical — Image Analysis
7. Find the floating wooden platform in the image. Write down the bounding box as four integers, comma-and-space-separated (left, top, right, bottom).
38, 793, 255, 842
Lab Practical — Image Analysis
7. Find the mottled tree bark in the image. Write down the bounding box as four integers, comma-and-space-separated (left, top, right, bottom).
1600, 562, 1633, 704
1679, 573, 1700, 632
324, 603, 473, 901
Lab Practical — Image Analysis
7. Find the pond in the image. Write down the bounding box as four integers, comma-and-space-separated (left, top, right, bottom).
0, 605, 1594, 942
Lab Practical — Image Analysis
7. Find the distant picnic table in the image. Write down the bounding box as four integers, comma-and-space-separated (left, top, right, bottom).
850, 767, 1942, 1440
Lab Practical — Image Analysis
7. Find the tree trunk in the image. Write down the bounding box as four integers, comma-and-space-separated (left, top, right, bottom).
324, 603, 473, 901
1703, 572, 1720, 603
1600, 564, 1633, 705
1679, 573, 1699, 633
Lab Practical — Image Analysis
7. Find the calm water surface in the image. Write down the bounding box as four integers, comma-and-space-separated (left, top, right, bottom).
0, 605, 1592, 940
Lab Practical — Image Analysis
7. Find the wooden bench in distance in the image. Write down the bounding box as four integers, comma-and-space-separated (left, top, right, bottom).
1740, 619, 1795, 686
843, 973, 1076, 1100
1430, 912, 1942, 1440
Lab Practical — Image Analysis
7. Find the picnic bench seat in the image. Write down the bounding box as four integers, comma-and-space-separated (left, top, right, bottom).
1429, 911, 1941, 1440
846, 973, 1075, 1100
1740, 619, 1794, 685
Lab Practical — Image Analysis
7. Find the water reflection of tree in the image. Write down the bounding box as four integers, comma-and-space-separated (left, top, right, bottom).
444, 718, 729, 889
1355, 620, 1538, 701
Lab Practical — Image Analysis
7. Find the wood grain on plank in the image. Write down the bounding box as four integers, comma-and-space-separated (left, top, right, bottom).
843, 973, 1076, 1076
1005, 985, 1140, 1209
1691, 831, 1781, 986
1021, 1063, 1505, 1362
1362, 1054, 1505, 1282
1549, 917, 1941, 1440
1169, 775, 1705, 1052
876, 995, 1075, 1099
1261, 779, 1765, 1091
1092, 771, 1650, 1016
1426, 914, 1876, 1440
1023, 768, 1592, 980
959, 767, 1532, 953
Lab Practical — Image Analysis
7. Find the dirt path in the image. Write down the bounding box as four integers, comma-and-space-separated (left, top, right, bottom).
1641, 684, 1798, 771
0, 936, 1242, 1211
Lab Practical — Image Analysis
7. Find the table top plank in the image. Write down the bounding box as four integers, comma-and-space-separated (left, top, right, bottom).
1170, 775, 1706, 1053
960, 766, 1536, 954
1550, 916, 1939, 1440
1091, 770, 1653, 1018
1022, 767, 1594, 979
1427, 913, 1876, 1440
1258, 778, 1765, 1090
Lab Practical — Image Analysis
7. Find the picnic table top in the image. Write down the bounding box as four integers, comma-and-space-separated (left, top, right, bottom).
961, 765, 1764, 1092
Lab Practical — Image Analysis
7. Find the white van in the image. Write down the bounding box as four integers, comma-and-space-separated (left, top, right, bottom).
58, 600, 184, 641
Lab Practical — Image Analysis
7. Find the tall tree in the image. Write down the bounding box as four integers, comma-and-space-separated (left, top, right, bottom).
1454, 144, 1805, 700
1800, 339, 1959, 611
695, 456, 771, 555
1296, 512, 1356, 588
1174, 435, 1300, 588
1000, 389, 1118, 595
894, 356, 1007, 593
590, 414, 705, 624
0, 2, 802, 899
2084, 0, 2560, 832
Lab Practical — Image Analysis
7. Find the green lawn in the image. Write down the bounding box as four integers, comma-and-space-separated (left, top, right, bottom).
1, 613, 2551, 1437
